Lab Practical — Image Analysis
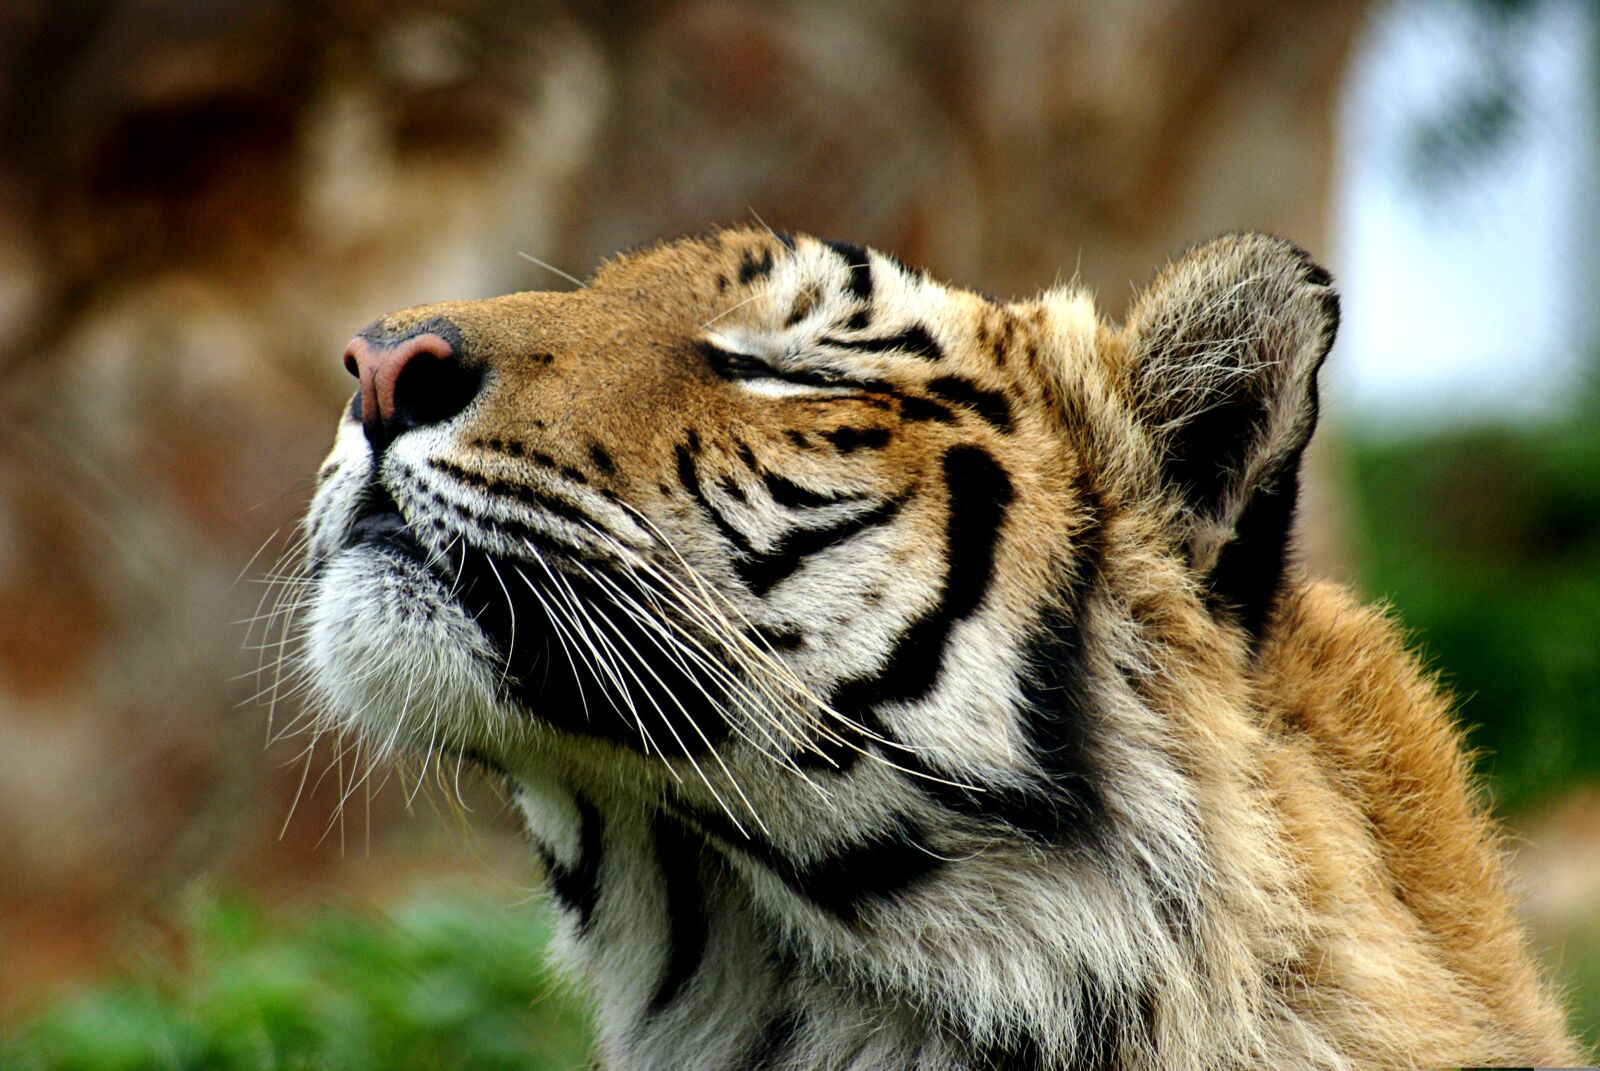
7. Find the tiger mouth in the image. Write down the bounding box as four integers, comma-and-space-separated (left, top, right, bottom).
338, 481, 736, 753
345, 489, 432, 566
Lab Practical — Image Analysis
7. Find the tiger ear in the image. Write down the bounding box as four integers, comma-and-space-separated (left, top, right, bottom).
1117, 233, 1338, 639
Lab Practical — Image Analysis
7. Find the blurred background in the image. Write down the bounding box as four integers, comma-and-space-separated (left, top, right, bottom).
0, 0, 1595, 1066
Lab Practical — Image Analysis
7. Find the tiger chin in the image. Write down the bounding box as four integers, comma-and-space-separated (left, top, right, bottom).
300, 228, 1583, 1070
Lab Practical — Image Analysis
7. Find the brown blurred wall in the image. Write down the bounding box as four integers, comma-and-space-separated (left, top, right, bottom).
0, 0, 1367, 1008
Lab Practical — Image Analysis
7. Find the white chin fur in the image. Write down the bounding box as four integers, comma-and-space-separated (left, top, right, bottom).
303, 546, 509, 753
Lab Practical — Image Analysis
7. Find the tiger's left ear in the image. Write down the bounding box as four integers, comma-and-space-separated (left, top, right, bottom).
1117, 233, 1338, 639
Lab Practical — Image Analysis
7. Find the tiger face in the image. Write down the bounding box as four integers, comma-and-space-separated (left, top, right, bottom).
297, 230, 1589, 1068
303, 227, 1332, 832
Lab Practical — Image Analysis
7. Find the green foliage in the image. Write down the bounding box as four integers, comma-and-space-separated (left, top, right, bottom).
1, 890, 593, 1071
1556, 920, 1600, 1057
1345, 417, 1600, 814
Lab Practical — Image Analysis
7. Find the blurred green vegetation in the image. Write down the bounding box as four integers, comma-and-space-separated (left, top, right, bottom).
1346, 414, 1600, 1052
1345, 416, 1600, 814
1561, 921, 1600, 1057
0, 889, 592, 1071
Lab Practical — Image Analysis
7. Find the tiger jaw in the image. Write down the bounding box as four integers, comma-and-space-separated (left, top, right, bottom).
301, 414, 840, 772
302, 436, 510, 754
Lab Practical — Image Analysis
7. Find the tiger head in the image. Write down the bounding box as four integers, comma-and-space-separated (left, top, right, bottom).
303, 225, 1334, 844
296, 227, 1593, 1071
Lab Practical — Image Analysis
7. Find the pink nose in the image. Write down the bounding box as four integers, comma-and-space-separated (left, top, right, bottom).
342, 328, 480, 449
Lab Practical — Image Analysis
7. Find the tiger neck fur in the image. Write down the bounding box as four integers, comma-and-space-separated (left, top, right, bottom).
500, 569, 1332, 1071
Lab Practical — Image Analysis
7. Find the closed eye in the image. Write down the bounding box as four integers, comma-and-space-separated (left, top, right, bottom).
696, 339, 881, 395
697, 339, 788, 380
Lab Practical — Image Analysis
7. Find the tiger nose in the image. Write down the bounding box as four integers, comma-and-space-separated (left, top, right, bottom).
342, 327, 483, 450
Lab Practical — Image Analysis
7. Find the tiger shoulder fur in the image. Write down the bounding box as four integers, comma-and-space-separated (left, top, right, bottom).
300, 228, 1584, 1069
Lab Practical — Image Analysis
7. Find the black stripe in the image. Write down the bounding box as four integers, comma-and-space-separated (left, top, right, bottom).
1006, 475, 1109, 844
698, 341, 777, 382
898, 396, 954, 423
966, 1032, 1044, 1071
447, 538, 731, 753
925, 375, 1013, 432
429, 458, 604, 532
413, 469, 614, 571
676, 443, 757, 555
822, 426, 891, 452
471, 438, 557, 467
820, 324, 943, 361
820, 465, 1107, 848
789, 472, 1107, 837
679, 438, 902, 595
801, 446, 1011, 769
743, 1008, 804, 1070
541, 795, 604, 931
966, 980, 1147, 1071
649, 813, 709, 1014
795, 454, 1104, 851
778, 816, 941, 921
676, 805, 939, 924
939, 446, 1014, 618
698, 340, 884, 393
822, 239, 873, 302
1070, 977, 1155, 1071
477, 513, 607, 566
761, 469, 864, 509
738, 248, 775, 284
734, 494, 908, 597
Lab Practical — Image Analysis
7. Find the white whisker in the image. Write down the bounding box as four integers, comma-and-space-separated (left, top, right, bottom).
517, 250, 588, 290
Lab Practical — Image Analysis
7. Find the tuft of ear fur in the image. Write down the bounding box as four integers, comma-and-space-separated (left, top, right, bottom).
1118, 233, 1338, 640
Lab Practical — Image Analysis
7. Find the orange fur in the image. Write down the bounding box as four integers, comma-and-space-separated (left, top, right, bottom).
305, 227, 1585, 1068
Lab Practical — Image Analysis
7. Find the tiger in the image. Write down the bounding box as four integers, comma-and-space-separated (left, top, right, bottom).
299, 227, 1584, 1069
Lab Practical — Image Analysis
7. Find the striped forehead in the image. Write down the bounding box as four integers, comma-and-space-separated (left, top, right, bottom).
707, 237, 981, 371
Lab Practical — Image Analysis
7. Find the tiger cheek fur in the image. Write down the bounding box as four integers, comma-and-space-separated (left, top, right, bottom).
300, 229, 1584, 1070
